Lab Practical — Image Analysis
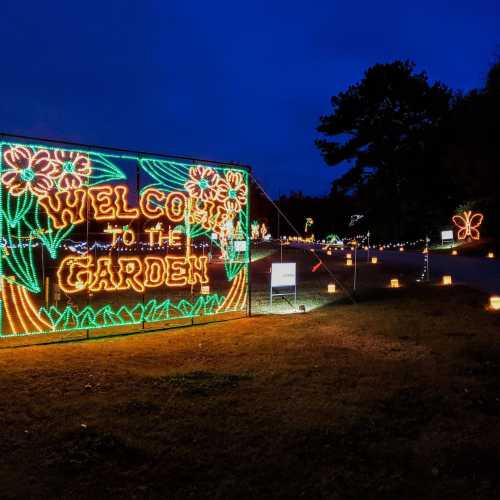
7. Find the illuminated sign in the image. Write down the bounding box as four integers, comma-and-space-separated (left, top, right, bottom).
441, 230, 453, 241
234, 240, 247, 252
270, 262, 297, 307
0, 141, 249, 337
271, 263, 296, 287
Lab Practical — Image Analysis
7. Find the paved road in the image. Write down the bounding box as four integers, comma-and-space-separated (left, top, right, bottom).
357, 249, 500, 294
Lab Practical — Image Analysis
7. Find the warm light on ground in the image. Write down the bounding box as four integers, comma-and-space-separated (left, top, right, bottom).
489, 296, 500, 310
452, 250, 458, 256
371, 256, 378, 264
487, 252, 495, 259
327, 283, 336, 293
442, 275, 452, 286
346, 253, 352, 259
390, 278, 400, 288
346, 258, 353, 266
399, 247, 404, 252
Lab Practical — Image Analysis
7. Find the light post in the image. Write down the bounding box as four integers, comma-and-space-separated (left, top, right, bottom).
366, 230, 370, 263
353, 240, 358, 292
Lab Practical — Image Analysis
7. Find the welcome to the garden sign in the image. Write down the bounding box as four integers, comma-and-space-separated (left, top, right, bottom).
0, 139, 249, 339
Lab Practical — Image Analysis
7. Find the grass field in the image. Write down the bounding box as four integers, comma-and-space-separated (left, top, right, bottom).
0, 282, 499, 499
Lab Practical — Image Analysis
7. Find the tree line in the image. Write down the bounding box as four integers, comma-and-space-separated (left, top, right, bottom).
275, 59, 500, 242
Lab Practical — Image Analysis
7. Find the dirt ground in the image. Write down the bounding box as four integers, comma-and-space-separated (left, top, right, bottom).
1, 282, 499, 499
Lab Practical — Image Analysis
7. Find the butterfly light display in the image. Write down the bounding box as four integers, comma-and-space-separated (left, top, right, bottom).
452, 210, 484, 241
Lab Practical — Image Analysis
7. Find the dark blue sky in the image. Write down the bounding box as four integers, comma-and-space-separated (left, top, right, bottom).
0, 1, 498, 196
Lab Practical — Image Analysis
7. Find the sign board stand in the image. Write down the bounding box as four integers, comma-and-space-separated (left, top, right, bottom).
441, 229, 454, 247
270, 262, 296, 308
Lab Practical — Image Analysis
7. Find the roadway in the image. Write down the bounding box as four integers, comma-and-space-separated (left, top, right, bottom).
356, 249, 500, 294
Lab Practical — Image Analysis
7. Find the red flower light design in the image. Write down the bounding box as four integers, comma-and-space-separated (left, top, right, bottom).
184, 166, 218, 201
1, 146, 59, 197
216, 171, 247, 210
51, 150, 91, 190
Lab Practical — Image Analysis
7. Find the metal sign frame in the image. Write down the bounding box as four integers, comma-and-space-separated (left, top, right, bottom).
0, 133, 251, 343
270, 262, 297, 307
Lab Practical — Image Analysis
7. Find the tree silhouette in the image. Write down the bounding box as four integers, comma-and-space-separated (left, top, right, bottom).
316, 60, 453, 240
444, 58, 500, 237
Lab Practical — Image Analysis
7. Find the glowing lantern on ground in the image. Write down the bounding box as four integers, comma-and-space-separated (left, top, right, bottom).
487, 252, 495, 259
327, 249, 332, 256
327, 283, 336, 294
346, 253, 352, 259
371, 257, 378, 264
442, 275, 452, 286
489, 296, 500, 310
390, 279, 399, 288
452, 250, 458, 256
399, 247, 404, 252
346, 259, 353, 266
379, 246, 384, 251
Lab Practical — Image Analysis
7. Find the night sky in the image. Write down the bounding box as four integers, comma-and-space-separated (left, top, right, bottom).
0, 1, 498, 197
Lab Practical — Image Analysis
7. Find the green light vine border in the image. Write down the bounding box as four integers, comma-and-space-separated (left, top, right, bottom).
1, 292, 248, 339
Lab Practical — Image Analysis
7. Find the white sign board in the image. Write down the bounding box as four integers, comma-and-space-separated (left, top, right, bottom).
441, 230, 454, 241
271, 263, 296, 287
234, 240, 246, 252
